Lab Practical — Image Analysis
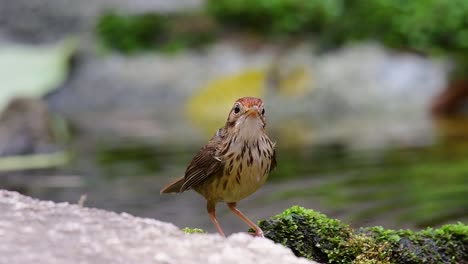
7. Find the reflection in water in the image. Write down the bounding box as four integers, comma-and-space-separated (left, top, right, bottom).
266, 141, 468, 228
1, 122, 467, 235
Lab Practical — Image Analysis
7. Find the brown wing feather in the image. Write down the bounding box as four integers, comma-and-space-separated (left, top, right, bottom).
160, 176, 185, 194
180, 130, 225, 192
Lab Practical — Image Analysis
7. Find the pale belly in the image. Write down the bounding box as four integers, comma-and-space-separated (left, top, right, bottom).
194, 143, 272, 203
221, 159, 270, 202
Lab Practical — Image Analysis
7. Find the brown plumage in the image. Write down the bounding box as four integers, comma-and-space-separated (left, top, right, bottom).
160, 97, 276, 237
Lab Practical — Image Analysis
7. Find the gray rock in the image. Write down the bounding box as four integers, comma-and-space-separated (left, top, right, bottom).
0, 98, 55, 156
0, 0, 453, 150
0, 190, 316, 264
46, 42, 275, 142
266, 43, 450, 149
44, 41, 450, 149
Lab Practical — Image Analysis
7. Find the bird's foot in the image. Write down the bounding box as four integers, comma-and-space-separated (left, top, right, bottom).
255, 230, 264, 238
246, 230, 264, 238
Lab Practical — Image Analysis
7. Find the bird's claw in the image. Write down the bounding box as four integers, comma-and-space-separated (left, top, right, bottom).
246, 230, 264, 238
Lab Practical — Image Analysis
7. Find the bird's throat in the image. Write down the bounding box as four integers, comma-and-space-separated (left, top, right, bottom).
234, 116, 264, 143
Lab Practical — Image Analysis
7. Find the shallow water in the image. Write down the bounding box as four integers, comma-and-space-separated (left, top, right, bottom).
2, 116, 467, 235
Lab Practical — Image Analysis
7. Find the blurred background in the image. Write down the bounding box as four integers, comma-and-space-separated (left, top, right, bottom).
0, 0, 467, 235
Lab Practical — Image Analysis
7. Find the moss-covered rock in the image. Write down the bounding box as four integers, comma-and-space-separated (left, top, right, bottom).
258, 206, 467, 264
360, 225, 468, 263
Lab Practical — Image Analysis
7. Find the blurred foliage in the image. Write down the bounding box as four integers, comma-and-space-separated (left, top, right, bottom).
97, 11, 215, 54
206, 0, 343, 35
259, 206, 468, 263
97, 12, 166, 53
96, 1, 467, 74
207, 0, 468, 55
207, 0, 468, 76
323, 0, 468, 54
0, 152, 69, 171
0, 39, 76, 112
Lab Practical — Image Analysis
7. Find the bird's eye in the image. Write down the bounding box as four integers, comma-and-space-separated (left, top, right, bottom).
234, 105, 241, 114
261, 109, 265, 115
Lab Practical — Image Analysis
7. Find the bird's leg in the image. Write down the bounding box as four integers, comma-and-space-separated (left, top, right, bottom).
227, 202, 264, 238
207, 202, 225, 237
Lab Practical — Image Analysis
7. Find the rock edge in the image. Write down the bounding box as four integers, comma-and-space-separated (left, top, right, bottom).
0, 190, 315, 264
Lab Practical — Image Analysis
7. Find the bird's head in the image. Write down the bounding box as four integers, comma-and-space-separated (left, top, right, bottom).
225, 97, 266, 139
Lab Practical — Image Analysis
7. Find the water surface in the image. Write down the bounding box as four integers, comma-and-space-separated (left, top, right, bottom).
2, 117, 467, 235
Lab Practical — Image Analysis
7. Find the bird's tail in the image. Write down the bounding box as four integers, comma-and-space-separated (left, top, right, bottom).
160, 177, 185, 194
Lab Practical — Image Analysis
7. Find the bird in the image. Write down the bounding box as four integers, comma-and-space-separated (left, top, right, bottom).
161, 97, 276, 237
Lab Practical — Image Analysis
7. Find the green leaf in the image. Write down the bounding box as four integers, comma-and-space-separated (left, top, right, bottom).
0, 38, 76, 112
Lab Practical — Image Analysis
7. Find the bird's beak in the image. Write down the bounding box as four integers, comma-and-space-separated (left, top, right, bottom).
246, 107, 259, 118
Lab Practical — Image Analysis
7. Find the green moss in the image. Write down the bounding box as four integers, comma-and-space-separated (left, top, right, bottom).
97, 11, 166, 53
182, 227, 206, 234
96, 11, 215, 54
324, 0, 468, 54
206, 0, 468, 57
206, 0, 343, 35
96, 0, 467, 62
258, 205, 355, 263
259, 206, 468, 264
361, 223, 468, 263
